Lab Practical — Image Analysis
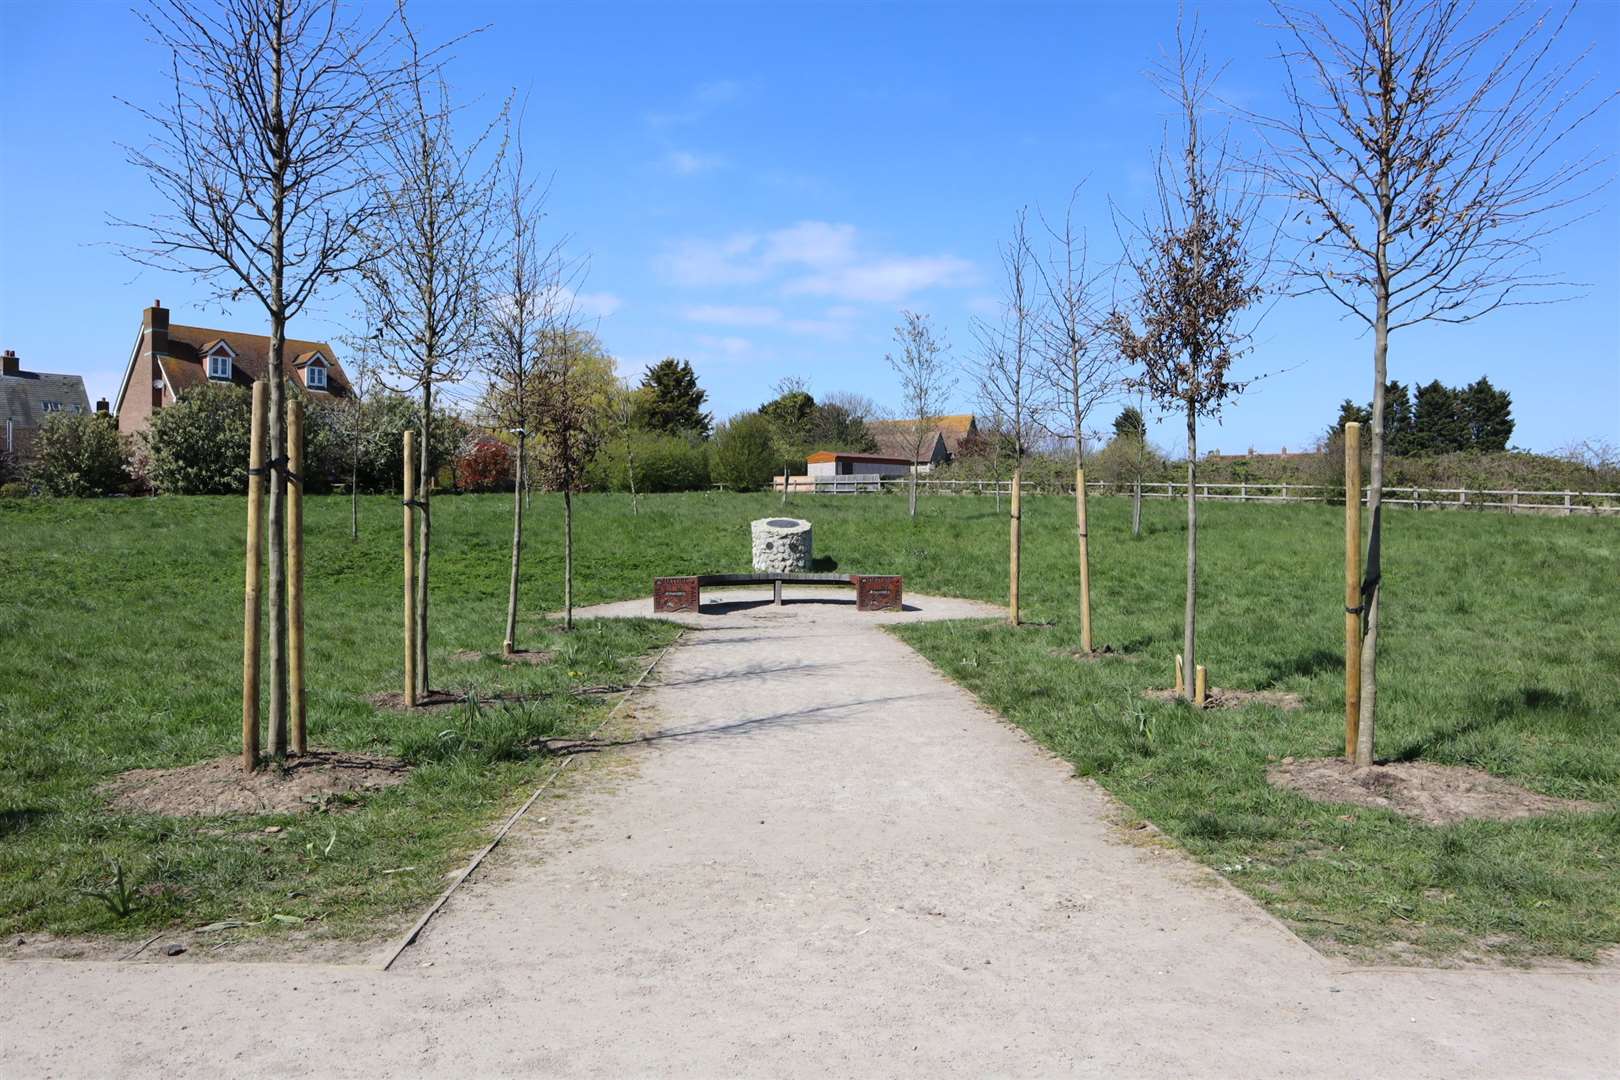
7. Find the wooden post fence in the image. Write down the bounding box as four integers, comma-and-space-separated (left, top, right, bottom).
241, 381, 267, 772
1344, 422, 1362, 762
287, 399, 307, 755
403, 430, 418, 709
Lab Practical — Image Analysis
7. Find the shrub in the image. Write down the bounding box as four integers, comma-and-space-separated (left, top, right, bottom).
301, 392, 465, 494
455, 436, 514, 493
0, 481, 30, 498
588, 431, 711, 492
710, 412, 778, 491
141, 383, 253, 494
28, 413, 128, 496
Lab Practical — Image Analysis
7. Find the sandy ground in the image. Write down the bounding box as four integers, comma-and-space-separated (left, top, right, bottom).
3, 587, 1615, 1078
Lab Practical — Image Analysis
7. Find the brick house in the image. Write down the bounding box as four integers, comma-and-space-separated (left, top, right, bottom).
112, 301, 351, 438
1, 349, 95, 465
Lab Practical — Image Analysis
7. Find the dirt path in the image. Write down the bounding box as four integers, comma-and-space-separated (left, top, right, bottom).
3, 589, 1615, 1077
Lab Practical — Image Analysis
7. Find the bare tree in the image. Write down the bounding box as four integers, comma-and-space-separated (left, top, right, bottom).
361, 18, 505, 698
1110, 22, 1266, 701
885, 312, 956, 518
973, 211, 1045, 470
478, 139, 562, 657
341, 322, 379, 540
1261, 0, 1613, 764
117, 0, 394, 764
532, 322, 609, 631
1034, 190, 1122, 651
973, 209, 1045, 625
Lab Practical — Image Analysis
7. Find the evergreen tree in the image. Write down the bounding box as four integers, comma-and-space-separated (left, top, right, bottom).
1413, 380, 1466, 453
1461, 376, 1514, 452
1111, 405, 1147, 441
638, 358, 712, 437
1384, 381, 1417, 455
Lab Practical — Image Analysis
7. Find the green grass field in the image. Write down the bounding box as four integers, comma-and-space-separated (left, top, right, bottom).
2, 490, 1616, 962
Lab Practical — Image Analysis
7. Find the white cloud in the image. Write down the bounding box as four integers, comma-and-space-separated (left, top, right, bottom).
647, 79, 747, 128
684, 304, 781, 326
695, 334, 754, 359
783, 255, 976, 304
664, 150, 724, 176
656, 221, 976, 305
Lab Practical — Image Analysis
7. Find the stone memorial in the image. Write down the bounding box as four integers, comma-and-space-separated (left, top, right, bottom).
751, 517, 812, 573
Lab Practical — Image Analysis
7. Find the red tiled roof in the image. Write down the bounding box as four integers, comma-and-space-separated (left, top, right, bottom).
162, 324, 351, 398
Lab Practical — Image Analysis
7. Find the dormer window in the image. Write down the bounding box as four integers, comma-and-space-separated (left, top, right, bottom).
208, 351, 232, 379
305, 359, 328, 390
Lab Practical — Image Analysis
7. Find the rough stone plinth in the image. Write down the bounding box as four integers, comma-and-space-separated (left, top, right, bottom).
751, 517, 812, 572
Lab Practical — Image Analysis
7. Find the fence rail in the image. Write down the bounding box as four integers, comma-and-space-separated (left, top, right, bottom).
798, 476, 1620, 515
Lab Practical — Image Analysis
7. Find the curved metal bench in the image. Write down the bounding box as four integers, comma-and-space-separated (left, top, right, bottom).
653, 572, 902, 613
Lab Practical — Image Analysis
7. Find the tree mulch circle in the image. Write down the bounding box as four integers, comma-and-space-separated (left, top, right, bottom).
450, 648, 556, 666
367, 689, 517, 711
1267, 758, 1600, 826
100, 750, 409, 818
1142, 686, 1305, 710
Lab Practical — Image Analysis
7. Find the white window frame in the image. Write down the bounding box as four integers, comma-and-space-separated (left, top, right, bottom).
305, 361, 328, 390
208, 351, 232, 380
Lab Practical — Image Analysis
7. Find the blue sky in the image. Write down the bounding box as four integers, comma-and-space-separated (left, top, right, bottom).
1, 0, 1615, 454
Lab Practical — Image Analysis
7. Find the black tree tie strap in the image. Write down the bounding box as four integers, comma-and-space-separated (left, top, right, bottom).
402, 498, 428, 509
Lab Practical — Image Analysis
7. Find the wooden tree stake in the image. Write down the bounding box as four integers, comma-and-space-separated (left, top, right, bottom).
1077, 466, 1093, 653
287, 399, 306, 755
241, 381, 267, 772
1344, 421, 1362, 761
403, 429, 417, 709
1174, 653, 1184, 695
1194, 664, 1207, 708
1009, 468, 1022, 626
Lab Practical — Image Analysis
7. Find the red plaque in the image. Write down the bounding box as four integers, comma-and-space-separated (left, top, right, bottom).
653, 576, 700, 613
853, 575, 902, 612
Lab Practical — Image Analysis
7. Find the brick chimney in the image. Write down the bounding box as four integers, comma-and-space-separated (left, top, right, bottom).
144, 301, 168, 410
144, 300, 169, 356
1, 349, 17, 377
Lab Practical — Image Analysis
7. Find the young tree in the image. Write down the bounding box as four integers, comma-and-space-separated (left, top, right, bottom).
638, 358, 712, 436
1034, 192, 1122, 651
760, 376, 815, 504
361, 19, 504, 698
1110, 23, 1266, 701
477, 140, 563, 656
338, 325, 379, 539
973, 210, 1045, 625
532, 325, 608, 631
118, 0, 394, 761
886, 311, 956, 518
1263, 0, 1611, 763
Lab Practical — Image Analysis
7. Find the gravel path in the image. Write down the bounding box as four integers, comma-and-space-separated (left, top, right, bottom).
3, 588, 1614, 1077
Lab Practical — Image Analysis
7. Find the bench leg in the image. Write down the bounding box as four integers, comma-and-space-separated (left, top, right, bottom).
773, 579, 782, 606
853, 575, 903, 612
653, 576, 700, 613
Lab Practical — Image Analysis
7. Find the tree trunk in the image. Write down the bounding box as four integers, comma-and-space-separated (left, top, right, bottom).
266, 310, 288, 760
415, 380, 431, 698
503, 435, 525, 656
1131, 479, 1142, 538
1183, 400, 1197, 701
908, 462, 918, 517
350, 444, 359, 541
1076, 466, 1093, 653
1356, 292, 1389, 766
563, 488, 574, 631
626, 440, 638, 515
